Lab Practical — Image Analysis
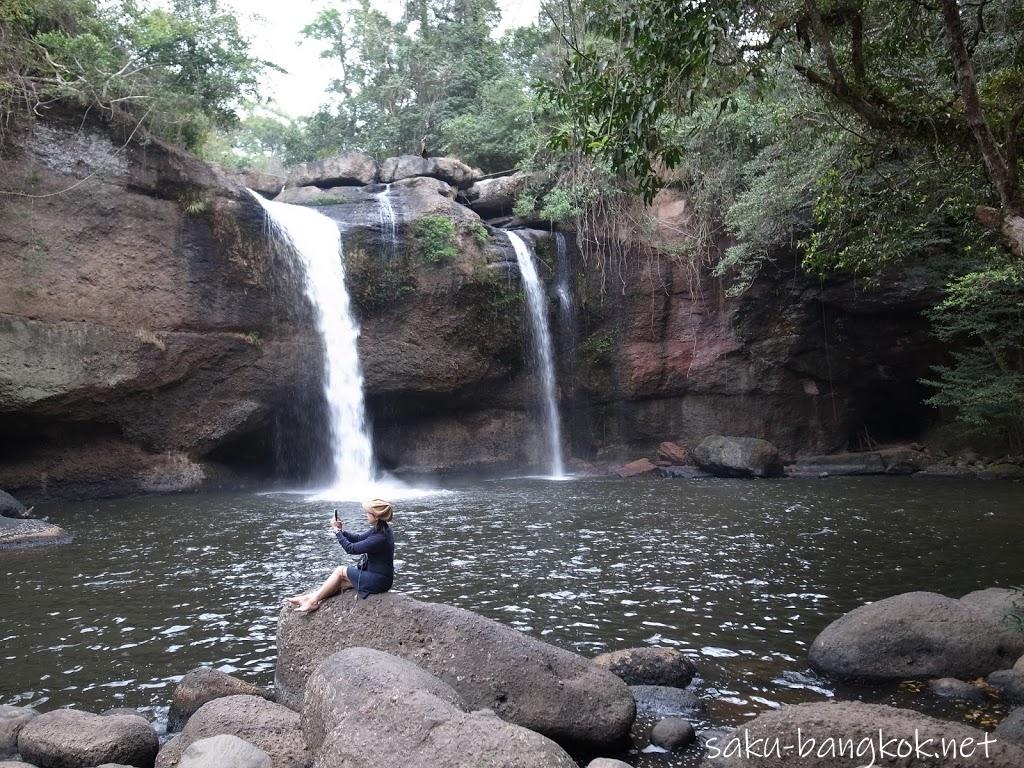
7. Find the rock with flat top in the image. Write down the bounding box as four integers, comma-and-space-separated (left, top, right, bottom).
692, 436, 783, 478
17, 710, 158, 768
286, 152, 377, 188
380, 156, 475, 188
593, 647, 696, 688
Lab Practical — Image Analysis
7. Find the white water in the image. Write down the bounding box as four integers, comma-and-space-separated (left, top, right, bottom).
250, 192, 377, 495
507, 231, 566, 478
376, 184, 398, 258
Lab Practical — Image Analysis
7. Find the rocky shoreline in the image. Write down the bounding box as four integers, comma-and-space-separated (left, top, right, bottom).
2, 587, 1023, 767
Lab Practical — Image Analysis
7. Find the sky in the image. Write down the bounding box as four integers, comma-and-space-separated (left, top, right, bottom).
219, 0, 543, 117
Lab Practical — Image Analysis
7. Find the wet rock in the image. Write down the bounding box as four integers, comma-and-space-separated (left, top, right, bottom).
0, 517, 70, 550
650, 717, 695, 750
809, 590, 1024, 679
692, 436, 783, 478
167, 667, 272, 732
927, 678, 987, 703
0, 705, 37, 757
786, 452, 886, 477
307, 648, 576, 768
995, 708, 1024, 746
593, 647, 696, 688
657, 466, 713, 479
630, 686, 706, 717
302, 647, 465, 752
959, 588, 1024, 637
0, 490, 31, 519
586, 760, 634, 768
18, 710, 158, 768
380, 155, 475, 189
461, 172, 530, 217
285, 151, 377, 188
657, 442, 690, 465
878, 447, 929, 474
614, 459, 657, 478
988, 669, 1024, 705
154, 696, 308, 768
275, 592, 635, 749
706, 700, 1024, 766
176, 735, 271, 768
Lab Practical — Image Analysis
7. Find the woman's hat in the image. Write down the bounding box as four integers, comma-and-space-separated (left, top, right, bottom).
362, 498, 393, 522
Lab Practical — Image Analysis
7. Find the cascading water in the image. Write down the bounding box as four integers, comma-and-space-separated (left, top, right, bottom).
376, 184, 399, 259
250, 191, 376, 493
507, 230, 566, 478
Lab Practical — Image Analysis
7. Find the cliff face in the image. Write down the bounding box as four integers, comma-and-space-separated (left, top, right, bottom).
0, 114, 946, 497
0, 113, 324, 498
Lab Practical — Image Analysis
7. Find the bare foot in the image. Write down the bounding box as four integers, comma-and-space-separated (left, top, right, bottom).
294, 598, 321, 613
284, 595, 306, 606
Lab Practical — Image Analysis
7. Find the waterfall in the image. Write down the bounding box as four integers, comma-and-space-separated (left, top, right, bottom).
250, 192, 376, 492
376, 184, 399, 259
507, 231, 565, 478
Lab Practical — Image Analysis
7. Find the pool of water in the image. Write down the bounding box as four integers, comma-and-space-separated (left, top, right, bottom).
2, 476, 1022, 763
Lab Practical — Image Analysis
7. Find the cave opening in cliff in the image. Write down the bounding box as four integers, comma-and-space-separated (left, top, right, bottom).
854, 379, 936, 446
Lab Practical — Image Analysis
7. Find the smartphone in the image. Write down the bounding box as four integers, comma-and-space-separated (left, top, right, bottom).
334, 509, 339, 522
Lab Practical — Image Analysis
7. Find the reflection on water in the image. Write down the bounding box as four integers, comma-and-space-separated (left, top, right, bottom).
2, 477, 1022, 759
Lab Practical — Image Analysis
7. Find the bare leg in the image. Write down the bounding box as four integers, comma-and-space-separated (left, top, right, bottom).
296, 566, 352, 613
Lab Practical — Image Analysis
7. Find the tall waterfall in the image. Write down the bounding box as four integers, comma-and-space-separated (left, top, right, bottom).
251, 192, 376, 492
507, 231, 565, 478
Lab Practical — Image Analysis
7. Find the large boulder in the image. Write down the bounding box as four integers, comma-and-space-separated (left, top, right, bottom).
306, 648, 576, 767
995, 708, 1024, 746
0, 490, 30, 519
593, 647, 696, 688
167, 667, 272, 732
988, 669, 1024, 705
703, 700, 1024, 767
0, 517, 69, 550
959, 588, 1024, 636
275, 592, 635, 748
0, 705, 37, 757
692, 436, 783, 478
809, 590, 1024, 679
650, 717, 696, 751
286, 152, 378, 188
176, 735, 271, 768
154, 696, 309, 768
461, 172, 530, 217
18, 710, 157, 768
379, 155, 475, 189
273, 185, 364, 206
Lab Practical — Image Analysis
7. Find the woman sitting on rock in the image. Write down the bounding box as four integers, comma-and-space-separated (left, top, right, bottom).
286, 498, 395, 612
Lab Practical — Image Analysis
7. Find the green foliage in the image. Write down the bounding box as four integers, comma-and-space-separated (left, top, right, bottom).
579, 330, 613, 368
345, 241, 416, 313
469, 222, 489, 248
1, 0, 271, 149
923, 263, 1024, 450
410, 215, 458, 263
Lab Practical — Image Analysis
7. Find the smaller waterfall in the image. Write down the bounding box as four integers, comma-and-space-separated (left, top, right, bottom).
507, 231, 565, 478
554, 232, 573, 318
376, 184, 399, 259
250, 192, 376, 492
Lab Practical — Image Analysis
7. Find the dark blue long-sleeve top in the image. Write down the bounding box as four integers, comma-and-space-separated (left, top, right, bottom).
334, 522, 394, 598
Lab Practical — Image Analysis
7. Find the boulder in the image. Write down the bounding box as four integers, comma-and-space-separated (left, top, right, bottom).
306, 648, 576, 767
0, 705, 37, 757
229, 170, 285, 199
153, 696, 308, 768
995, 708, 1024, 746
988, 669, 1024, 705
614, 459, 657, 478
0, 763, 34, 768
657, 466, 713, 479
167, 667, 271, 732
285, 152, 377, 188
809, 591, 1024, 679
0, 490, 30, 519
927, 678, 987, 703
703, 700, 1024, 767
380, 155, 475, 188
657, 442, 690, 465
461, 172, 530, 217
0, 517, 69, 550
878, 447, 929, 475
586, 761, 634, 768
650, 717, 695, 751
274, 185, 364, 206
692, 436, 783, 478
302, 648, 465, 752
100, 709, 147, 720
959, 588, 1024, 638
786, 452, 886, 477
275, 592, 635, 748
176, 735, 271, 768
630, 686, 705, 717
18, 710, 158, 768
593, 647, 696, 688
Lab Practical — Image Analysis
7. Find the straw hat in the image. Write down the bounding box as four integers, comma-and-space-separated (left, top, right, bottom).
362, 498, 393, 523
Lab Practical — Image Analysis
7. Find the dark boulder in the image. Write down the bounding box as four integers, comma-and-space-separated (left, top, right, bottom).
809, 590, 1024, 679
167, 667, 272, 732
0, 705, 37, 758
593, 647, 696, 688
461, 172, 530, 217
927, 678, 987, 703
692, 436, 783, 478
650, 717, 695, 751
630, 686, 706, 717
18, 710, 158, 768
995, 708, 1024, 746
0, 490, 30, 519
988, 669, 1024, 705
275, 592, 635, 749
154, 696, 309, 768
